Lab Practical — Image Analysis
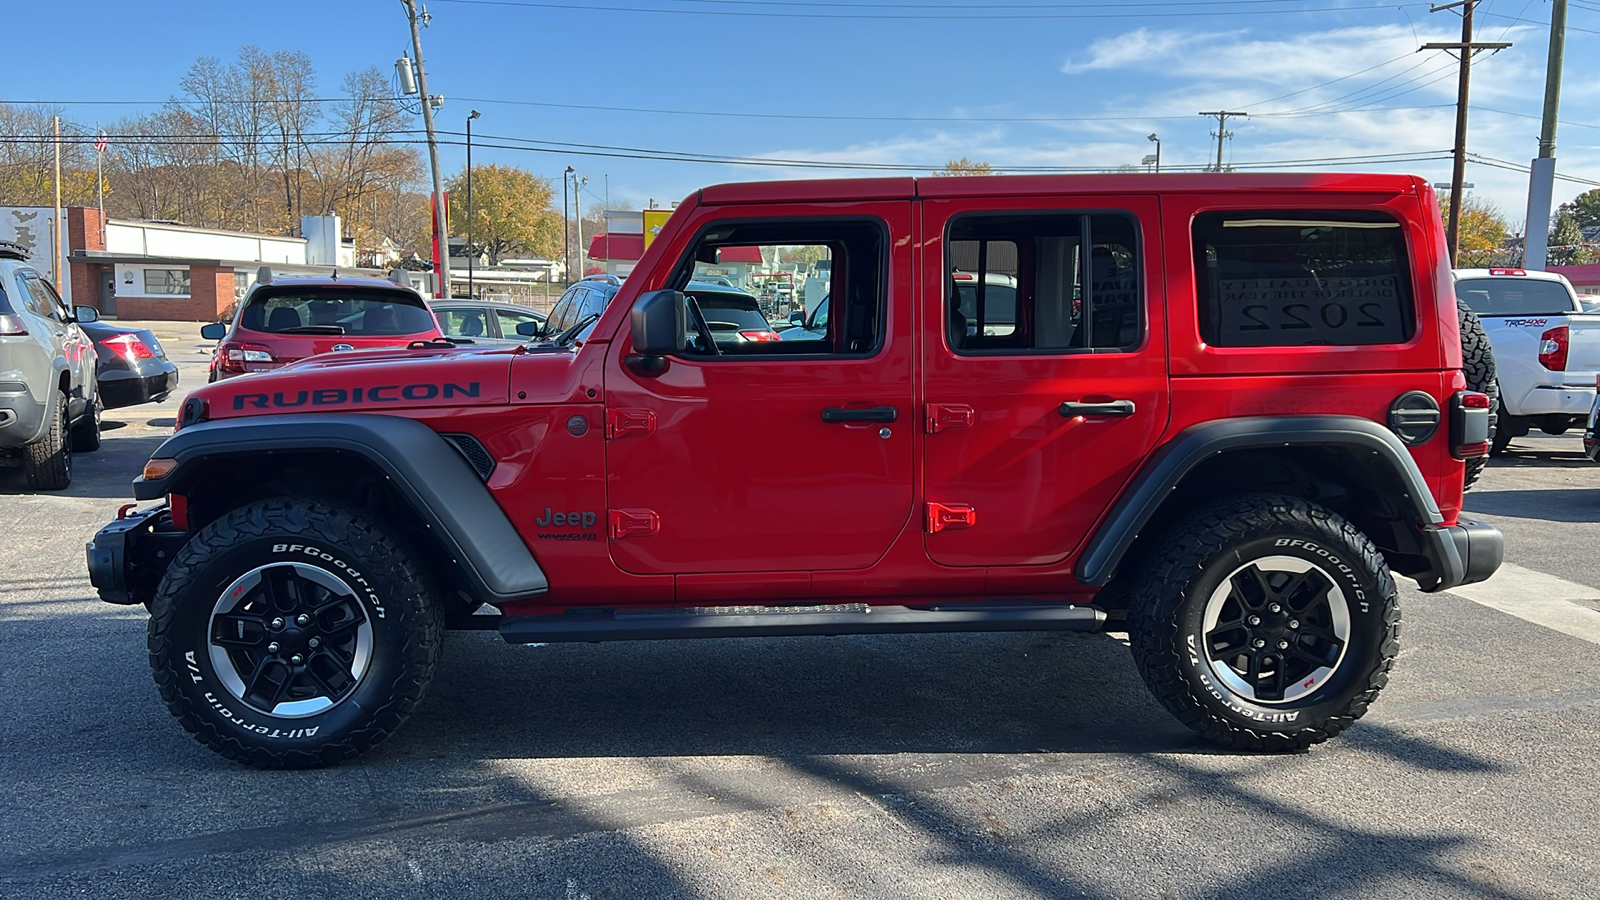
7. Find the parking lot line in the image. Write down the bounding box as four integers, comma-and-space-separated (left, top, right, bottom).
1447, 563, 1600, 646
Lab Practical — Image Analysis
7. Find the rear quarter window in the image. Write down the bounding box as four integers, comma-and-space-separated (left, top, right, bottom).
1194, 211, 1415, 348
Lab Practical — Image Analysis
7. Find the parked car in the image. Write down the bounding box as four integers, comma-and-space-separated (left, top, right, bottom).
432, 300, 547, 345
1454, 267, 1598, 454
780, 293, 828, 340
201, 267, 441, 381
82, 321, 179, 409
92, 173, 1502, 768
0, 242, 100, 489
535, 274, 625, 343
683, 281, 782, 346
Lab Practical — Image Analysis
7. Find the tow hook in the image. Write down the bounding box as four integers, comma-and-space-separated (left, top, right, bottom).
116, 503, 138, 520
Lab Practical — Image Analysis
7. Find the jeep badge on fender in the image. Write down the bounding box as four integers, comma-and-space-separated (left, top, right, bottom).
87, 173, 1503, 768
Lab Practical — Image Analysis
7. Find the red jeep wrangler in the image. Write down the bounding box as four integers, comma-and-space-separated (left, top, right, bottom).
88, 174, 1501, 768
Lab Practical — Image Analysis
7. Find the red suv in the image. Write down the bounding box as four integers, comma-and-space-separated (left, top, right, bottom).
90, 174, 1500, 768
201, 268, 441, 381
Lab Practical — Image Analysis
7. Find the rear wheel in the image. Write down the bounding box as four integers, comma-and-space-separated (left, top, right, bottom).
70, 398, 101, 452
1129, 494, 1399, 751
148, 498, 442, 768
1458, 300, 1496, 488
22, 393, 71, 490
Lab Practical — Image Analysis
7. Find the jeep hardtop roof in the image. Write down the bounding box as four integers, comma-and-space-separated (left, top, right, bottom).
696, 173, 1428, 205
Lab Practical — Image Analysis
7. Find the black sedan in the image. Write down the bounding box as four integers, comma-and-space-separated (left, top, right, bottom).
81, 320, 179, 409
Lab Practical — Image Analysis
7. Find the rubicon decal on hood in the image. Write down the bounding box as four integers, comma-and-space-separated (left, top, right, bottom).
233, 382, 481, 410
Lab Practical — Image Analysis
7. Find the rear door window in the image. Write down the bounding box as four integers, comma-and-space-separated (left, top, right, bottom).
1455, 278, 1575, 316
239, 287, 435, 336
1194, 211, 1414, 347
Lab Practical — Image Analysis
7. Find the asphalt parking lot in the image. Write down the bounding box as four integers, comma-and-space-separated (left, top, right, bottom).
2, 329, 1598, 898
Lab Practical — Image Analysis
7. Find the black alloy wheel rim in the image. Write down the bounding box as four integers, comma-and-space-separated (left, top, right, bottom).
1200, 555, 1351, 704
208, 562, 374, 718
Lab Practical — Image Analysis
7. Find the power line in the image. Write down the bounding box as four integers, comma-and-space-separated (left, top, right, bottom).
428, 0, 1430, 19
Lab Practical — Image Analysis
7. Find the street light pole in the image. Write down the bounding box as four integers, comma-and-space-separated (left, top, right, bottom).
563, 165, 573, 283
400, 0, 451, 299
466, 109, 480, 297
1148, 133, 1161, 173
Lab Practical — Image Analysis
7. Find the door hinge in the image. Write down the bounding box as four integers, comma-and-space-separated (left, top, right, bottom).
609, 508, 660, 539
926, 502, 977, 533
606, 408, 657, 439
926, 403, 974, 434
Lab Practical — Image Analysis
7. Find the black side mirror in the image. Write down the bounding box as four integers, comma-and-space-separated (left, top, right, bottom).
787, 310, 805, 326
628, 290, 686, 373
200, 322, 227, 340
515, 320, 544, 337
73, 306, 99, 323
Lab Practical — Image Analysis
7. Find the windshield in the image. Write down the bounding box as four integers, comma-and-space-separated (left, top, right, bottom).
1456, 278, 1577, 316
239, 286, 435, 336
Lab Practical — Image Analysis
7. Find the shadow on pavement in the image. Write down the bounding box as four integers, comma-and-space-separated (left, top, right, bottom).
1465, 487, 1600, 523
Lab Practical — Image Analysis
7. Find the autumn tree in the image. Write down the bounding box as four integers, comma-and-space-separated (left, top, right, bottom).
1440, 193, 1510, 254
0, 103, 98, 206
937, 157, 995, 176
446, 163, 560, 265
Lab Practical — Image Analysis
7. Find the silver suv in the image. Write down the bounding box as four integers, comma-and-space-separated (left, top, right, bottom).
0, 242, 100, 490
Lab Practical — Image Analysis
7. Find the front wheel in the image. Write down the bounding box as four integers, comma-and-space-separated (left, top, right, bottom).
148, 499, 442, 768
1129, 495, 1399, 752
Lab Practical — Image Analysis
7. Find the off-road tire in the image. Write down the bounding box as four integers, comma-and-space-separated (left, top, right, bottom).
22, 393, 71, 490
1458, 299, 1497, 486
148, 498, 442, 768
1128, 494, 1400, 752
70, 399, 101, 452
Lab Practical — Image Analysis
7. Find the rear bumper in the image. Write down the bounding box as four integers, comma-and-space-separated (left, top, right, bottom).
1510, 385, 1595, 418
86, 504, 188, 606
1417, 516, 1504, 593
98, 365, 179, 409
0, 379, 48, 448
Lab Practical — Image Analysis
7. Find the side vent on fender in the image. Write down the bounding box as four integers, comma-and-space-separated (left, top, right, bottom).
441, 433, 495, 480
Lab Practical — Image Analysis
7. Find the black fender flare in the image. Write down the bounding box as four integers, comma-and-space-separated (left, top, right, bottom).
1076, 415, 1470, 592
134, 413, 548, 602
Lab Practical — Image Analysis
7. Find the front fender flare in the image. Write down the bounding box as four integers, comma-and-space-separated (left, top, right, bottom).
135, 413, 548, 602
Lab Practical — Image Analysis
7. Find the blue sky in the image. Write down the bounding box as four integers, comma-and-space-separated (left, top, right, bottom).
4, 0, 1597, 230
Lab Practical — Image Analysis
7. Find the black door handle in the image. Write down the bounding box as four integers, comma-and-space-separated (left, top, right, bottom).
822, 405, 898, 424
1060, 400, 1136, 418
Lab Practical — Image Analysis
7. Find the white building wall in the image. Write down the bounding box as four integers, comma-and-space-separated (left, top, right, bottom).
105, 220, 307, 265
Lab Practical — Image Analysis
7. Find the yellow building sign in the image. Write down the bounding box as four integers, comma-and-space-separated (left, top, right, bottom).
642, 209, 672, 251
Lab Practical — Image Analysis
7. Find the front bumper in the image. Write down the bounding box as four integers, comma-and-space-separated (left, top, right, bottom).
86, 504, 189, 606
1416, 515, 1504, 593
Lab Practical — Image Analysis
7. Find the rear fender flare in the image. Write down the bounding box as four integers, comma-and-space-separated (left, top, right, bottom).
1077, 415, 1457, 588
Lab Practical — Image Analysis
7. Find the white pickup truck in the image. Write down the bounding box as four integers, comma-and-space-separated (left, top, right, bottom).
1455, 267, 1600, 454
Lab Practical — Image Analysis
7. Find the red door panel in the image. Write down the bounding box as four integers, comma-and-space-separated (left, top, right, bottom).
920, 195, 1170, 568
603, 199, 916, 576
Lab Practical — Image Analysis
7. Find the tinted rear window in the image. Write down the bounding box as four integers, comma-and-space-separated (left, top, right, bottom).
690, 292, 772, 331
1455, 278, 1576, 316
239, 287, 434, 336
1194, 211, 1414, 347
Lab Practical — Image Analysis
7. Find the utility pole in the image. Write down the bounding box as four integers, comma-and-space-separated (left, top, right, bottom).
401, 0, 451, 298
1198, 111, 1247, 172
466, 109, 479, 297
1423, 0, 1511, 266
573, 171, 587, 277
1523, 0, 1567, 270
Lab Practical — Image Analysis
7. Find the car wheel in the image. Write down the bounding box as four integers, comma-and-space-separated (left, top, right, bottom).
1128, 494, 1399, 751
71, 399, 102, 453
148, 498, 442, 768
22, 393, 71, 490
1458, 300, 1496, 489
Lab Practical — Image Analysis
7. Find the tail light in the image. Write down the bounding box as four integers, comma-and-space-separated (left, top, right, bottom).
0, 314, 27, 336
1451, 391, 1491, 459
739, 330, 782, 342
103, 333, 155, 361
217, 341, 274, 375
1539, 325, 1569, 371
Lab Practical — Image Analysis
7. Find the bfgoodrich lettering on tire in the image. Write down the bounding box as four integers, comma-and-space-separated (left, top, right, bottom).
1128, 494, 1399, 751
148, 499, 442, 768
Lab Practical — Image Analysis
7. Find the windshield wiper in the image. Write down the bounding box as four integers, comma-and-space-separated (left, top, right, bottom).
547, 312, 602, 346
275, 325, 346, 335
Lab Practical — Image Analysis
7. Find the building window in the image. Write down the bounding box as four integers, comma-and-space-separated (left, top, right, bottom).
144, 268, 191, 296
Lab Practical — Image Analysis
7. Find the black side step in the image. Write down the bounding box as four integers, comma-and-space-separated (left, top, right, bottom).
497, 603, 1105, 644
